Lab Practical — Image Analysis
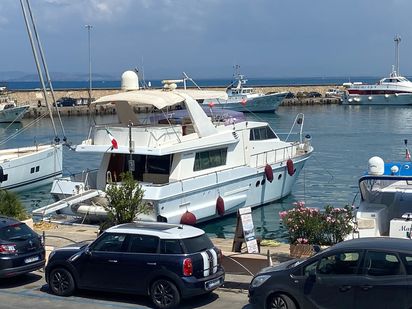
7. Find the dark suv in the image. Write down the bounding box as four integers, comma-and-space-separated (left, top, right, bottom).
0, 216, 45, 278
46, 222, 225, 309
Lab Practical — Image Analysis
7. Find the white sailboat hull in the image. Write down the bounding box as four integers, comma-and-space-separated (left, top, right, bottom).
0, 144, 63, 192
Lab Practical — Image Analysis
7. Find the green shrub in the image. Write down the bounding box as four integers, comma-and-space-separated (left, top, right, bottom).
0, 189, 28, 221
103, 171, 152, 229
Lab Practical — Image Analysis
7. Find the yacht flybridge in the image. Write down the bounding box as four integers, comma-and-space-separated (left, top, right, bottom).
34, 71, 313, 224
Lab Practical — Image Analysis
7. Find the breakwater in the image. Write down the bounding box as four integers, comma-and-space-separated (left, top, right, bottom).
8, 85, 342, 118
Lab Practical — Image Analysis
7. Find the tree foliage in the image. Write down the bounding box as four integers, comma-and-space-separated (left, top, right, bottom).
103, 171, 151, 227
0, 189, 28, 220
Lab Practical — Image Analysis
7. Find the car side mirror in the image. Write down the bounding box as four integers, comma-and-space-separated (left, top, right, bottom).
312, 245, 321, 253
85, 246, 92, 256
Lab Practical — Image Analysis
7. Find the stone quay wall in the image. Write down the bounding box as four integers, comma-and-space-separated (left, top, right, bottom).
8, 85, 343, 118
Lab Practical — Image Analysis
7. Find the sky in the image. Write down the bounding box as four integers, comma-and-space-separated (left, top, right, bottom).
0, 0, 412, 80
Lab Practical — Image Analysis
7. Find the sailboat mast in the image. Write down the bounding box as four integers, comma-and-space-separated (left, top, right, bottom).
25, 0, 66, 141
20, 0, 59, 141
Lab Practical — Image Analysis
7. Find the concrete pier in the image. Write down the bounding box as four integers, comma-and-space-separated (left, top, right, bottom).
7, 85, 342, 118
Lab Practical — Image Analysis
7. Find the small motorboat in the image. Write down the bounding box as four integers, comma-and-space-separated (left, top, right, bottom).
355, 140, 412, 239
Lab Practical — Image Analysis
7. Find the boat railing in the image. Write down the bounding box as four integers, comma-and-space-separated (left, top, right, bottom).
142, 142, 309, 190
250, 142, 303, 168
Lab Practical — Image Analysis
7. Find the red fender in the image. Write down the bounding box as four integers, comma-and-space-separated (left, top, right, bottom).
180, 211, 196, 225
216, 196, 225, 216
287, 159, 295, 176
265, 164, 274, 183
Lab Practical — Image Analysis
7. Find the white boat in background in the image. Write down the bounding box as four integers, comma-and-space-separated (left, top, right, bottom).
0, 87, 29, 122
202, 66, 288, 112
33, 71, 313, 224
343, 35, 412, 105
342, 69, 412, 105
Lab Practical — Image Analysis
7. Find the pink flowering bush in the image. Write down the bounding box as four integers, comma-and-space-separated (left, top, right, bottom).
279, 201, 354, 246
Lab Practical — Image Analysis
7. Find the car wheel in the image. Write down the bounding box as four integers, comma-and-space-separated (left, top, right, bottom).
268, 293, 296, 309
150, 279, 180, 309
49, 267, 76, 296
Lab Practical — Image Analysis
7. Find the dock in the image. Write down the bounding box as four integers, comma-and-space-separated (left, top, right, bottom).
4, 85, 343, 118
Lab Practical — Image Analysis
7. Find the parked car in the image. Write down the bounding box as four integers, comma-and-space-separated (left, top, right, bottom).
0, 216, 45, 278
307, 91, 322, 98
249, 237, 412, 309
46, 222, 224, 309
325, 88, 345, 98
53, 97, 76, 107
284, 92, 295, 99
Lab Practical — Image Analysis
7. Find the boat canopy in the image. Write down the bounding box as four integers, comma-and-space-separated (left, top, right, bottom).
93, 89, 228, 110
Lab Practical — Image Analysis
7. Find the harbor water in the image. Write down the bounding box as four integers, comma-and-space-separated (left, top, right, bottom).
6, 104, 412, 242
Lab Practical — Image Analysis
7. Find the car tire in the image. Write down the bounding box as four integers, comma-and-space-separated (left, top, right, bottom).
150, 279, 181, 309
49, 267, 76, 297
267, 293, 296, 309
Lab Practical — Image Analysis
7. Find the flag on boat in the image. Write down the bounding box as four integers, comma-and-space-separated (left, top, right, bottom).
106, 128, 118, 149
405, 139, 411, 160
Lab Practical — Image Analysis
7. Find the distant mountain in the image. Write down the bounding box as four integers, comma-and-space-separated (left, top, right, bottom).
0, 71, 118, 82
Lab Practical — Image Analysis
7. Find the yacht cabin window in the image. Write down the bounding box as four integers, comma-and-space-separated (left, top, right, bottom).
194, 148, 227, 171
107, 153, 172, 184
250, 126, 278, 140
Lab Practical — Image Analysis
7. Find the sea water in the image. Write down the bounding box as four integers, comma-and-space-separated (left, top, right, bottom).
7, 105, 412, 241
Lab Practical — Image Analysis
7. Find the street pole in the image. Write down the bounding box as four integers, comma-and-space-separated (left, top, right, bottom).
85, 24, 93, 104
394, 34, 401, 76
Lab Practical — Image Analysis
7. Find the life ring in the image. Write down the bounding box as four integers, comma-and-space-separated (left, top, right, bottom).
216, 196, 225, 216
265, 164, 274, 183
180, 211, 196, 225
287, 159, 295, 176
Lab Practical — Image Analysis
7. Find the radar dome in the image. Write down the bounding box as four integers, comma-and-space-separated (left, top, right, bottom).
121, 71, 139, 91
368, 156, 384, 175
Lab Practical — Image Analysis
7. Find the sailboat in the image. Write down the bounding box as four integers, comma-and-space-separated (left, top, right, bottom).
0, 0, 64, 192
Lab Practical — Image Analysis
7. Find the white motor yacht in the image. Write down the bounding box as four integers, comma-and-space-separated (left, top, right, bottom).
202, 66, 288, 112
343, 35, 412, 105
34, 71, 313, 224
0, 87, 29, 123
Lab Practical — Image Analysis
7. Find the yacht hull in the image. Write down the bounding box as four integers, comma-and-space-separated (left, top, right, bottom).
342, 93, 412, 105
49, 153, 310, 224
0, 105, 30, 122
204, 92, 288, 112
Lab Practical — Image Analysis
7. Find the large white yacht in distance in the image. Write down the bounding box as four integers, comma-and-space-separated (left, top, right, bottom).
342, 69, 412, 105
343, 35, 412, 105
34, 71, 313, 224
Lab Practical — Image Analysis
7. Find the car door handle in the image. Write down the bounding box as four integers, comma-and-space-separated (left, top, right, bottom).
147, 262, 157, 266
360, 285, 373, 291
108, 259, 118, 263
339, 285, 352, 292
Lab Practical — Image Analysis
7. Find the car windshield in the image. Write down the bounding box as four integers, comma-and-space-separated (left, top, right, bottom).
0, 223, 37, 241
181, 234, 214, 253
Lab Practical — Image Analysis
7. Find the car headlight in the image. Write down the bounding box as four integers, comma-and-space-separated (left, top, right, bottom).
48, 250, 56, 260
251, 275, 271, 288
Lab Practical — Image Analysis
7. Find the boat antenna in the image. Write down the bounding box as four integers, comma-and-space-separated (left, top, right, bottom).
182, 72, 201, 90
20, 0, 62, 143
394, 34, 401, 76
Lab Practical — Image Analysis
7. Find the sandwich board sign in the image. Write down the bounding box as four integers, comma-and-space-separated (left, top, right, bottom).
232, 207, 259, 253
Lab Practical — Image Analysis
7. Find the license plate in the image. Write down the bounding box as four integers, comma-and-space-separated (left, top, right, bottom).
24, 256, 39, 264
205, 276, 223, 290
